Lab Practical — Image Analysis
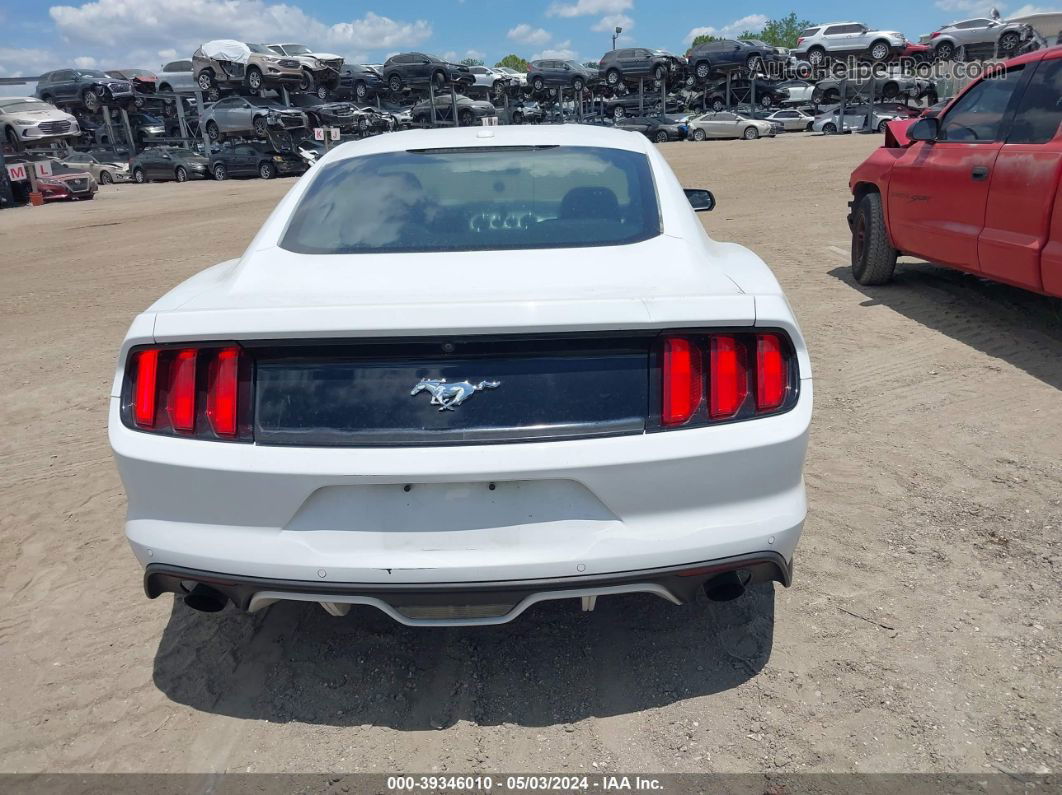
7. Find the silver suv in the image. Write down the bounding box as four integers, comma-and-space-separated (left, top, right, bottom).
926, 17, 1029, 61
264, 44, 344, 95
794, 22, 906, 65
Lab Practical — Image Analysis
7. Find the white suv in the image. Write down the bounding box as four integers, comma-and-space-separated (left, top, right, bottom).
794, 22, 906, 65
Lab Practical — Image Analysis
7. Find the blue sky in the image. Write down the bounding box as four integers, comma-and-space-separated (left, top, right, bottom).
0, 0, 1051, 89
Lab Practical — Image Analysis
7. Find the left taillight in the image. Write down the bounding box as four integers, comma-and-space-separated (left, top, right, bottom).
122, 344, 252, 442
658, 331, 797, 430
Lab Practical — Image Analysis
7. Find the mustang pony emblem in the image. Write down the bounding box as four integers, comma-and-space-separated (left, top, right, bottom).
411, 378, 501, 411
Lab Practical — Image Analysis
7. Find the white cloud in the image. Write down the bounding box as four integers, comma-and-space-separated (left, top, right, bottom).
0, 47, 66, 78
507, 23, 552, 46
73, 55, 97, 68
531, 41, 578, 60
547, 0, 632, 19
684, 14, 770, 43
933, 0, 1052, 17
591, 14, 633, 33
442, 49, 484, 62
45, 0, 431, 67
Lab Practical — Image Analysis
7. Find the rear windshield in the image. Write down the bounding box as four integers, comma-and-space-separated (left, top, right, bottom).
280, 146, 660, 254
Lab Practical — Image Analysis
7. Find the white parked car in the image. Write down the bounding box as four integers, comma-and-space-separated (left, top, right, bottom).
764, 108, 815, 131
467, 65, 512, 93
0, 96, 80, 150
109, 125, 812, 627
794, 22, 907, 65
687, 111, 777, 140
495, 66, 528, 86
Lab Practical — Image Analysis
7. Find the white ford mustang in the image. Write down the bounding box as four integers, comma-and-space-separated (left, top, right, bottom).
109, 124, 812, 627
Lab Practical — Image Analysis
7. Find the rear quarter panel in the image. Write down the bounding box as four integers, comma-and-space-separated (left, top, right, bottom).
1043, 175, 1062, 297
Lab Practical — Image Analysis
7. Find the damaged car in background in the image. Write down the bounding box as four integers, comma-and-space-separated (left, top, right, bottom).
200, 95, 307, 140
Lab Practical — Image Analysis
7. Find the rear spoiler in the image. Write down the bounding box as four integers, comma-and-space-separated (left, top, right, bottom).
884, 117, 919, 148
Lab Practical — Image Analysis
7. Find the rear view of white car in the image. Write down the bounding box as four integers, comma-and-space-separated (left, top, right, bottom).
109, 125, 812, 627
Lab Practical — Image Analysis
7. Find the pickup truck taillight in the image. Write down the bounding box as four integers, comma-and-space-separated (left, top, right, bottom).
660, 332, 797, 428
121, 344, 253, 441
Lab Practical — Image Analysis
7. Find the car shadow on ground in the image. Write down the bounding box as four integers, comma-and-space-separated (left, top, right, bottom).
829, 262, 1062, 391
152, 585, 776, 728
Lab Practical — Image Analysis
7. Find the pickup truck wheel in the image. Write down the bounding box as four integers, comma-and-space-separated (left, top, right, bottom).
852, 192, 897, 285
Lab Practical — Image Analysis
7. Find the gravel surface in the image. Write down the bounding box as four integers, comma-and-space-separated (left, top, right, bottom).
1, 133, 1059, 775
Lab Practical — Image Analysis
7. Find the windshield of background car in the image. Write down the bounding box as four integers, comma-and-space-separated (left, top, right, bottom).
80, 70, 108, 78
280, 146, 661, 254
284, 45, 312, 54
247, 44, 273, 54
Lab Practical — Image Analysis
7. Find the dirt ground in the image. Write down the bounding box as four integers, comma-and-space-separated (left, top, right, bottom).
0, 133, 1059, 777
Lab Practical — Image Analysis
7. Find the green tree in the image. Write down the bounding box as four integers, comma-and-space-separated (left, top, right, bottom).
690, 33, 721, 47
460, 57, 485, 66
758, 12, 813, 48
495, 54, 529, 72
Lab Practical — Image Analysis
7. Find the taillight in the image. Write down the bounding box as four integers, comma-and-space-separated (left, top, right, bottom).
206, 347, 240, 436
755, 333, 788, 411
796, 37, 805, 45
658, 331, 796, 429
123, 344, 251, 441
708, 335, 748, 420
930, 31, 940, 39
662, 337, 703, 426
133, 349, 159, 428
167, 348, 197, 432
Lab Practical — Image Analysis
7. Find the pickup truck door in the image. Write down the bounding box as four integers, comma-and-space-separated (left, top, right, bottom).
887, 64, 1027, 271
978, 56, 1062, 292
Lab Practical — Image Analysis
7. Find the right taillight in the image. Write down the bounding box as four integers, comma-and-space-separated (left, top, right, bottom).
658, 331, 796, 429
123, 344, 252, 442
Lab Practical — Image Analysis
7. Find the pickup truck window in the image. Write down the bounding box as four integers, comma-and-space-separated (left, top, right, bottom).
940, 66, 1025, 142
1007, 60, 1062, 145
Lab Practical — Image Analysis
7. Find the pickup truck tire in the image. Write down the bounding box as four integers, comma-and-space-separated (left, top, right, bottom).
852, 192, 897, 285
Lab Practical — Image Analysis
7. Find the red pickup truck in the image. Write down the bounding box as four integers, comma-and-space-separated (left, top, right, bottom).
848, 46, 1062, 297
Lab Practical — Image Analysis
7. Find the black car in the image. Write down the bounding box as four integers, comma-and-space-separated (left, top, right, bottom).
382, 53, 473, 93
686, 40, 783, 80
604, 93, 685, 120
129, 147, 210, 183
702, 78, 790, 111
335, 64, 386, 101
526, 59, 597, 92
599, 48, 685, 88
35, 68, 136, 112
614, 114, 687, 143
210, 140, 307, 181
410, 95, 496, 127
287, 94, 361, 132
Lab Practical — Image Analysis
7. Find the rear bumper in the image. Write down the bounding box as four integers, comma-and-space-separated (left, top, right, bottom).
111, 382, 811, 587
145, 551, 791, 625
